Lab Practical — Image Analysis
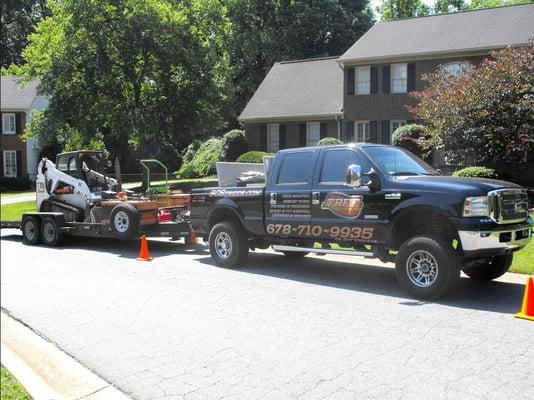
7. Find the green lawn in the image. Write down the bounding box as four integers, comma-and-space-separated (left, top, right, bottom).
0, 201, 36, 221
0, 191, 33, 198
1, 365, 31, 400
510, 236, 534, 275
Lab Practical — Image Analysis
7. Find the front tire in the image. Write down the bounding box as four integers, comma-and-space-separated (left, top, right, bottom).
209, 221, 249, 268
396, 235, 460, 300
40, 218, 62, 247
463, 254, 512, 281
21, 216, 40, 245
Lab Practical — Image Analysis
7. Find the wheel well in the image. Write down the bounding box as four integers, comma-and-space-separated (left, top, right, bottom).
391, 208, 457, 249
208, 207, 243, 230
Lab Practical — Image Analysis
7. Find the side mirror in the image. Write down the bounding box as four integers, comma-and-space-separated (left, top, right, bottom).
346, 164, 362, 187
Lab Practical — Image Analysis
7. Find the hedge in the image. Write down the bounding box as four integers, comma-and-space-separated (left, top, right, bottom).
392, 124, 426, 156
221, 129, 247, 162
317, 137, 343, 146
175, 138, 222, 179
236, 151, 273, 163
452, 166, 497, 179
0, 177, 31, 191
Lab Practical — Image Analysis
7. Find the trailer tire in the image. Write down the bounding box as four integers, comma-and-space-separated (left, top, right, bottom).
463, 254, 513, 281
396, 235, 460, 300
110, 203, 139, 240
40, 217, 62, 247
22, 216, 40, 245
209, 221, 249, 268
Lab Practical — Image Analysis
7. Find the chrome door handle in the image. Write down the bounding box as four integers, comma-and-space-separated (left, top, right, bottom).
270, 192, 277, 205
312, 192, 320, 205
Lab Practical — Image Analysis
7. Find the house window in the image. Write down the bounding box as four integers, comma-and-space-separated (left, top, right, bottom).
355, 66, 370, 95
2, 113, 16, 135
307, 122, 320, 146
443, 62, 468, 77
354, 121, 370, 143
267, 124, 279, 152
391, 63, 407, 93
3, 150, 17, 177
391, 120, 407, 134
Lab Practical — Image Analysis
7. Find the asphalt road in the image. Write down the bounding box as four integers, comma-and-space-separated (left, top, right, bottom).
1, 229, 533, 400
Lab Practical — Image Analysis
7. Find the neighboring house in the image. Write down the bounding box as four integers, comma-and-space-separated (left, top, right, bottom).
239, 56, 343, 152
1, 75, 47, 181
240, 4, 534, 163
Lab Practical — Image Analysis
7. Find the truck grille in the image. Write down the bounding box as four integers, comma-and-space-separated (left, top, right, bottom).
489, 189, 529, 224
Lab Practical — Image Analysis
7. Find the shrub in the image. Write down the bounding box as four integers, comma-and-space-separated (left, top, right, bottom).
175, 138, 222, 179
317, 137, 343, 146
221, 129, 247, 162
170, 178, 219, 193
0, 177, 31, 191
392, 124, 427, 157
452, 166, 497, 179
181, 140, 201, 164
236, 151, 273, 163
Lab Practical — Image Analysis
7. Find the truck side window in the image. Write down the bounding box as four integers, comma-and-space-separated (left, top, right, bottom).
320, 149, 369, 183
277, 151, 314, 184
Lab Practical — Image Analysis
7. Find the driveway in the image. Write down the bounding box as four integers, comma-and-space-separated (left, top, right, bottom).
1, 229, 533, 400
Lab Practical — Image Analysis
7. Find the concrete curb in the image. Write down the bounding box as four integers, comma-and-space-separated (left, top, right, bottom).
1, 310, 131, 400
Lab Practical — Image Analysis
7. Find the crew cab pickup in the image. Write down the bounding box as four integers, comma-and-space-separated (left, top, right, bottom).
190, 144, 532, 299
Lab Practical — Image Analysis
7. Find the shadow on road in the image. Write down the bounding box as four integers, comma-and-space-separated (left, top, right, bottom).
197, 252, 525, 315
2, 232, 525, 314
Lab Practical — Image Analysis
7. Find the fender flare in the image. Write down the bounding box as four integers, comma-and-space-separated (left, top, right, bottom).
207, 199, 246, 229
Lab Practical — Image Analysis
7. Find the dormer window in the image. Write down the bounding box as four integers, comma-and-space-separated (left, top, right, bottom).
443, 62, 469, 77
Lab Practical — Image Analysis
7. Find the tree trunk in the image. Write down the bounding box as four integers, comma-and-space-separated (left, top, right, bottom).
114, 156, 123, 191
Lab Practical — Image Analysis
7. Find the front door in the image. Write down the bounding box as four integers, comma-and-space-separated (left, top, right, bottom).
310, 147, 386, 246
265, 149, 319, 239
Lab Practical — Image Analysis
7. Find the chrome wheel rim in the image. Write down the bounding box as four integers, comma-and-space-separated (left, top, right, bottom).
114, 211, 129, 233
24, 221, 36, 240
406, 250, 439, 288
215, 232, 232, 259
43, 222, 56, 243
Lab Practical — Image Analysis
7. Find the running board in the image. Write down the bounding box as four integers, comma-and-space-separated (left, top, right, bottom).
272, 245, 375, 258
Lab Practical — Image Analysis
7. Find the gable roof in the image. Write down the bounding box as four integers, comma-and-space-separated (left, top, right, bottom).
338, 4, 534, 64
1, 75, 40, 110
239, 57, 343, 122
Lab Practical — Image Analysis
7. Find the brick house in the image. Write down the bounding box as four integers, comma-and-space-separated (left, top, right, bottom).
240, 4, 534, 164
1, 76, 47, 181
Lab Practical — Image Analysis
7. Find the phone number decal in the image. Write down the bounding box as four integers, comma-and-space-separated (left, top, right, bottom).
266, 224, 374, 240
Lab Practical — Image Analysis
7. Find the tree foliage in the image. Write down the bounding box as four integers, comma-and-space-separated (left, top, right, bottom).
410, 45, 534, 180
221, 129, 247, 161
227, 0, 374, 122
392, 124, 428, 157
377, 0, 432, 19
10, 0, 228, 172
0, 0, 50, 68
452, 166, 497, 178
175, 137, 223, 178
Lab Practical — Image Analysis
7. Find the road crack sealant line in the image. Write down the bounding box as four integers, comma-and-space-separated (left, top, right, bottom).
1, 309, 132, 400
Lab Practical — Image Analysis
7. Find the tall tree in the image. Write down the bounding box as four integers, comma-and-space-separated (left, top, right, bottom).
433, 0, 467, 13
227, 0, 374, 124
469, 0, 533, 9
410, 45, 534, 181
377, 0, 431, 19
11, 0, 228, 171
0, 0, 50, 68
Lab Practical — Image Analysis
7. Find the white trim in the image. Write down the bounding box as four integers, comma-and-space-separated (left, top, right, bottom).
2, 113, 16, 135
239, 112, 343, 123
306, 122, 321, 146
267, 123, 279, 152
3, 150, 17, 177
391, 63, 407, 93
354, 120, 370, 143
354, 65, 370, 95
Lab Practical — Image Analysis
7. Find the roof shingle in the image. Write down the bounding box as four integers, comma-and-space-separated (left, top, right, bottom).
1, 75, 40, 110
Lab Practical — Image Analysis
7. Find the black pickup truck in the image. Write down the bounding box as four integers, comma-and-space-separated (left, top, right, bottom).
191, 144, 532, 299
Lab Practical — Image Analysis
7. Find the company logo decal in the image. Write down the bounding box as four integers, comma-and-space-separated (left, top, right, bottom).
321, 192, 364, 218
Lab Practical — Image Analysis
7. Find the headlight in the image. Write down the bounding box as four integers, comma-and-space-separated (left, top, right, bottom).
463, 196, 489, 217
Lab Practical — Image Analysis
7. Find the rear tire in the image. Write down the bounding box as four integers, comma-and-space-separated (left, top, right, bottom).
21, 216, 40, 245
40, 218, 62, 247
110, 203, 140, 239
209, 221, 249, 268
463, 254, 513, 281
396, 235, 460, 300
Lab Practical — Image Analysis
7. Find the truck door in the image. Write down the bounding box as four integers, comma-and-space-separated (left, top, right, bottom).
310, 147, 386, 245
264, 149, 319, 239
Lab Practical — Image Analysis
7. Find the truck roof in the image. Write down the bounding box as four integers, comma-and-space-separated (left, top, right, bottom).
277, 143, 389, 153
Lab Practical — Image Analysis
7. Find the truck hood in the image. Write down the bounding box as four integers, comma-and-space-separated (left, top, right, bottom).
391, 175, 522, 196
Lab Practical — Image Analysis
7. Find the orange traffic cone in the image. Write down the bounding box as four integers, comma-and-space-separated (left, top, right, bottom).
136, 235, 153, 261
514, 276, 534, 321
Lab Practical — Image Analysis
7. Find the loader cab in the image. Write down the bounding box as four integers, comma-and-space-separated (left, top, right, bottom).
55, 151, 116, 192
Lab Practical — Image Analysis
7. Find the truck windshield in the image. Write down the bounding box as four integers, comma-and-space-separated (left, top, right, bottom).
363, 146, 438, 176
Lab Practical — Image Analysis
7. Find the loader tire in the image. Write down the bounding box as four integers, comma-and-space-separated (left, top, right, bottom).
110, 203, 140, 240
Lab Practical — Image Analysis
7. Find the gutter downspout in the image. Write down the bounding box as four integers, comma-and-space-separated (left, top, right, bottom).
335, 114, 343, 140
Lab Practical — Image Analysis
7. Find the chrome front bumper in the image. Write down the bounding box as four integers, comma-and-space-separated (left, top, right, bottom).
459, 226, 532, 252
